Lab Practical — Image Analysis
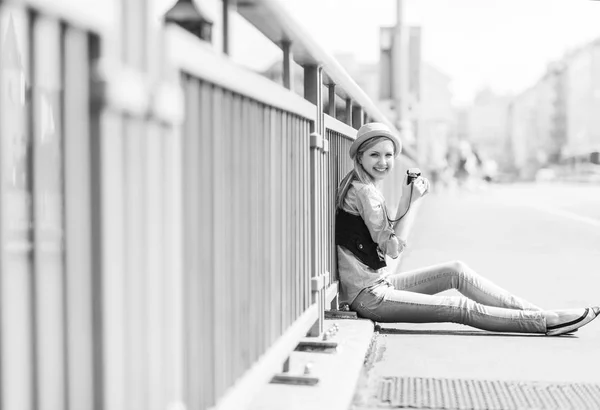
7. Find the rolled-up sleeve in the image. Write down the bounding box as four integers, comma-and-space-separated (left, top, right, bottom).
354, 185, 405, 258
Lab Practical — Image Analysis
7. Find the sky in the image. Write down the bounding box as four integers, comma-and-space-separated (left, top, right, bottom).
225, 0, 600, 105
151, 0, 600, 104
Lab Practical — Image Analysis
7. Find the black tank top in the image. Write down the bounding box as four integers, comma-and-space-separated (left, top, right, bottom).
335, 209, 386, 270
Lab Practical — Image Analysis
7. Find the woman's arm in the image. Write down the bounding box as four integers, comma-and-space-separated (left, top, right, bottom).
354, 184, 403, 259
392, 175, 430, 244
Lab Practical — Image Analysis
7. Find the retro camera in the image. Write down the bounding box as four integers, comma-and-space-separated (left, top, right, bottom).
406, 167, 422, 185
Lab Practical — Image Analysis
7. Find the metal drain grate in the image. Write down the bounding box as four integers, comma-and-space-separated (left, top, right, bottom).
377, 377, 600, 409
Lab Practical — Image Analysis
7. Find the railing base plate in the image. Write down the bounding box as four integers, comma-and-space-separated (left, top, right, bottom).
325, 310, 358, 319
295, 340, 337, 353
270, 374, 319, 386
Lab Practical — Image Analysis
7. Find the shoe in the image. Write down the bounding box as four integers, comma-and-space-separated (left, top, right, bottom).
546, 307, 600, 336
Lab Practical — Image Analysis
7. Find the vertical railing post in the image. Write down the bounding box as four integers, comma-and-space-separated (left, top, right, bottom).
304, 64, 325, 337
282, 40, 293, 91
322, 134, 331, 298
352, 105, 364, 129
345, 98, 353, 126
328, 84, 336, 117
304, 65, 323, 134
222, 0, 230, 55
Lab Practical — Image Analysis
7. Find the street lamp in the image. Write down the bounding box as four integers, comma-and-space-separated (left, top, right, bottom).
164, 0, 214, 43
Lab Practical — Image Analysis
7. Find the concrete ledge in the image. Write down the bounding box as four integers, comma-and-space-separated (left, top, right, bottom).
248, 318, 375, 410
213, 304, 319, 410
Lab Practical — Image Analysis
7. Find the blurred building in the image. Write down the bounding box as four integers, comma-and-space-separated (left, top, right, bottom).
464, 88, 512, 171
508, 85, 538, 176
507, 37, 600, 178
416, 63, 455, 173
335, 53, 379, 102
508, 63, 565, 178
562, 38, 600, 163
454, 106, 468, 141
378, 25, 421, 146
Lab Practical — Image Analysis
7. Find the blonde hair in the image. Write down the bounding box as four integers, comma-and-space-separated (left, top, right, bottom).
335, 136, 395, 211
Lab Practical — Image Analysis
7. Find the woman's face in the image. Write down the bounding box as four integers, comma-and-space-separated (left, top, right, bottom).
359, 139, 395, 182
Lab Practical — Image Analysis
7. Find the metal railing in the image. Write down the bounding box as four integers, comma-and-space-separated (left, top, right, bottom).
168, 2, 417, 402
0, 1, 417, 410
180, 73, 314, 408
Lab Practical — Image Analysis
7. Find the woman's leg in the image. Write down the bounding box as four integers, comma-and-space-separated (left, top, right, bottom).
387, 260, 542, 311
351, 281, 547, 333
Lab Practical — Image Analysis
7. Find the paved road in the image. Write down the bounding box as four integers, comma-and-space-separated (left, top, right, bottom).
353, 182, 600, 408
488, 182, 600, 223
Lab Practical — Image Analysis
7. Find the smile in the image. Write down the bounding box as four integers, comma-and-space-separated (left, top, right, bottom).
374, 167, 388, 172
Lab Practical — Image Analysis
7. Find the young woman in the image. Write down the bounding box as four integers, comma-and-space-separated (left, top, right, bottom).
335, 122, 599, 336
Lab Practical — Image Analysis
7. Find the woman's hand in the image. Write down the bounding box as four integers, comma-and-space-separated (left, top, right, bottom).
401, 174, 430, 203
411, 176, 430, 201
392, 174, 430, 229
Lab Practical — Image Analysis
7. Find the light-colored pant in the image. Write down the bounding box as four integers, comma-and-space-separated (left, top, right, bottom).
350, 260, 547, 333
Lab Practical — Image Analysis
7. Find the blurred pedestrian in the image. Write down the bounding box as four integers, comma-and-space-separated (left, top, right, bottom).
335, 122, 599, 336
454, 140, 477, 188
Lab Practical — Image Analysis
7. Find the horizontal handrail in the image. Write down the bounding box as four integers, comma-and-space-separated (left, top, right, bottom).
166, 25, 317, 120
324, 115, 359, 140
237, 0, 416, 160
19, 0, 113, 34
